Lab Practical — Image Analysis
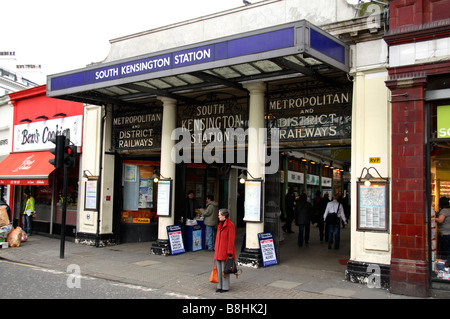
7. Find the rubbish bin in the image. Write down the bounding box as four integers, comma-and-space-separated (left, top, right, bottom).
185, 224, 203, 252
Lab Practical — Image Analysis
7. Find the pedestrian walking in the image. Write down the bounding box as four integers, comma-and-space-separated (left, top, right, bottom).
282, 187, 295, 233
295, 193, 313, 247
323, 193, 347, 250
316, 192, 329, 242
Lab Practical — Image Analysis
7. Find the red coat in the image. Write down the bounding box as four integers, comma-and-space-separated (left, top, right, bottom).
214, 218, 236, 261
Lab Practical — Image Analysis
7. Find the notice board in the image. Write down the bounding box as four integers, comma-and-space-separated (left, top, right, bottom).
258, 232, 278, 267
167, 225, 185, 255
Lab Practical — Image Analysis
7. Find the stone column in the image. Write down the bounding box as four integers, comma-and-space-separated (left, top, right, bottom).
238, 81, 266, 268
151, 97, 177, 256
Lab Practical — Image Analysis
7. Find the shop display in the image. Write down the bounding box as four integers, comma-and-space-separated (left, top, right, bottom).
432, 198, 450, 281
441, 181, 450, 198
0, 206, 12, 248
122, 162, 158, 223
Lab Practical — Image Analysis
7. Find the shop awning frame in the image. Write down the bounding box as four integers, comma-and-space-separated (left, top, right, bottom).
47, 20, 349, 106
0, 151, 55, 185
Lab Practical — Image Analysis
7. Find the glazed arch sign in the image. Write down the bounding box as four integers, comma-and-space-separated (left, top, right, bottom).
112, 111, 162, 150
267, 89, 352, 142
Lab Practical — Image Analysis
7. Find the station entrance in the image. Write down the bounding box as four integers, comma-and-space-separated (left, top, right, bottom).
274, 145, 351, 272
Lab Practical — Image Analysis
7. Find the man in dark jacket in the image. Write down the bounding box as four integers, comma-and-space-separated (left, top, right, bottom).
295, 193, 313, 247
282, 187, 295, 233
184, 190, 201, 222
316, 193, 330, 242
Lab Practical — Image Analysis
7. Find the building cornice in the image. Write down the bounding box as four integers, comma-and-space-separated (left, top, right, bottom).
8, 84, 46, 105
321, 15, 386, 45
384, 18, 450, 46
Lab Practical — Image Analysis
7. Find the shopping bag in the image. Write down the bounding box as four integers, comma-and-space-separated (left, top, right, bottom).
210, 262, 218, 283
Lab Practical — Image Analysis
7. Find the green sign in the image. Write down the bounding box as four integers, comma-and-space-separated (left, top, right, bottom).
438, 105, 450, 138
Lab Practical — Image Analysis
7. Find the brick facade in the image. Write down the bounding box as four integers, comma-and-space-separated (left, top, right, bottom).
385, 0, 450, 297
386, 76, 428, 297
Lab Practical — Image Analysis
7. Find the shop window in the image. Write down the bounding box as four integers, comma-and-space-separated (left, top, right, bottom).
430, 100, 450, 281
54, 163, 79, 226
34, 185, 53, 224
122, 161, 159, 225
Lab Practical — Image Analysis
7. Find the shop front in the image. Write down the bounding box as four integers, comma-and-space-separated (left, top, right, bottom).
430, 96, 450, 286
46, 0, 403, 294
47, 18, 352, 257
0, 85, 83, 236
383, 0, 450, 297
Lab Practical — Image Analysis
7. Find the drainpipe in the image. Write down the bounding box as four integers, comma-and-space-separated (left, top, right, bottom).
95, 105, 106, 247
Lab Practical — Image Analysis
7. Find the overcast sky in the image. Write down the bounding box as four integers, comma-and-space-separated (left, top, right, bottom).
2, 0, 258, 84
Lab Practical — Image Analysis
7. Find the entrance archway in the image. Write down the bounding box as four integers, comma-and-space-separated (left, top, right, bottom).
276, 146, 351, 270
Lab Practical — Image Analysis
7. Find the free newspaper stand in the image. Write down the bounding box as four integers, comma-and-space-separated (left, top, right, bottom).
185, 222, 204, 252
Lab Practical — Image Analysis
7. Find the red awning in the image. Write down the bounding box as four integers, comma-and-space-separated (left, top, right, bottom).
0, 151, 55, 185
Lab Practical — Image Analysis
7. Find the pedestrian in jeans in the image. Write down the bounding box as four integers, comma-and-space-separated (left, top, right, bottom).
202, 194, 218, 251
22, 189, 36, 235
323, 193, 347, 250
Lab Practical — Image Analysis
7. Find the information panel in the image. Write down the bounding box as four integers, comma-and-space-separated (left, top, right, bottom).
244, 180, 263, 222
167, 225, 185, 255
258, 232, 278, 267
357, 181, 389, 232
84, 180, 98, 211
157, 180, 172, 216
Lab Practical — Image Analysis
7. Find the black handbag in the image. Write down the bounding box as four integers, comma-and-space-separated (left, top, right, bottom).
223, 256, 242, 278
224, 257, 238, 274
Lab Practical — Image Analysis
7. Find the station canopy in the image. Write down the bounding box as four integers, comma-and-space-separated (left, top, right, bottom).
47, 20, 350, 106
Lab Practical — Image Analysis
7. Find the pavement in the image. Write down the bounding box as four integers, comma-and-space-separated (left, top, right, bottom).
0, 226, 445, 300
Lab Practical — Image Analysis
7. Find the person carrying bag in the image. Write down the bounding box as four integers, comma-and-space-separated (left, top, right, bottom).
323, 193, 347, 250
213, 208, 236, 293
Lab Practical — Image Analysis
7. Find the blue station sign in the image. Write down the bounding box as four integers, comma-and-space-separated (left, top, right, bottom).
47, 20, 348, 96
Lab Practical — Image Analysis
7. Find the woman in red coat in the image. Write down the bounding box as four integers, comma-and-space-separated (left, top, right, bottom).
214, 208, 236, 293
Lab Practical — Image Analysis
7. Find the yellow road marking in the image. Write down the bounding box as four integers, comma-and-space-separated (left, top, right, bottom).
0, 259, 41, 269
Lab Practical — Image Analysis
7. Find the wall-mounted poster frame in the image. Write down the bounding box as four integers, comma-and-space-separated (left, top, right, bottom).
357, 181, 389, 232
244, 179, 263, 222
157, 179, 172, 217
84, 179, 98, 211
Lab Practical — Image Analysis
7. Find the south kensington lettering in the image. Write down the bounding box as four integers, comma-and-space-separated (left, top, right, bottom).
178, 96, 248, 145
93, 48, 213, 82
